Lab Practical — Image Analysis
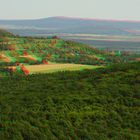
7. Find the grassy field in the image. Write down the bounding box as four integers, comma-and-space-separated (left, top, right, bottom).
26, 64, 101, 74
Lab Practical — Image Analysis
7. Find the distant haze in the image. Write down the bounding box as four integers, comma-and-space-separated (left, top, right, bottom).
0, 17, 140, 37
0, 0, 140, 21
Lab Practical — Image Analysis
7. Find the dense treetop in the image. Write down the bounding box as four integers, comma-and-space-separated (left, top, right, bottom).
0, 62, 140, 140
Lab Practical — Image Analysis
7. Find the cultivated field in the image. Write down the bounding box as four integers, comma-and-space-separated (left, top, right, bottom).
26, 63, 100, 74
33, 33, 140, 53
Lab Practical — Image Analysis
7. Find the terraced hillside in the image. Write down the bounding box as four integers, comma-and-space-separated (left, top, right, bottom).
0, 30, 139, 76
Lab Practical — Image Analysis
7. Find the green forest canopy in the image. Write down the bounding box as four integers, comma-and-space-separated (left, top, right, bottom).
0, 62, 140, 140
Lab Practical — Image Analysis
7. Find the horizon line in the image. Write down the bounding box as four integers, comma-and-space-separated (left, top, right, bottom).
0, 16, 140, 23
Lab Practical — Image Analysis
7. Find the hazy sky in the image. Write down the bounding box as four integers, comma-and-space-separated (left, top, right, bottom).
0, 0, 140, 20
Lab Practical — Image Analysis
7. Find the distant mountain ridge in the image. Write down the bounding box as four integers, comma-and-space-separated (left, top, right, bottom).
0, 17, 140, 36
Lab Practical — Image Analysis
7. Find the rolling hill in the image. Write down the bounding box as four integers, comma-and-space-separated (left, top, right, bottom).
0, 17, 140, 36
0, 30, 140, 140
1, 17, 140, 53
1, 29, 138, 76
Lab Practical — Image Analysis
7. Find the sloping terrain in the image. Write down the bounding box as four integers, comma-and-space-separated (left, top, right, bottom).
0, 29, 15, 37
0, 62, 140, 140
1, 29, 137, 76
0, 30, 140, 140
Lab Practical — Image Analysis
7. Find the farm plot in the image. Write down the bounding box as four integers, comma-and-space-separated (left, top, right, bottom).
26, 63, 101, 74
